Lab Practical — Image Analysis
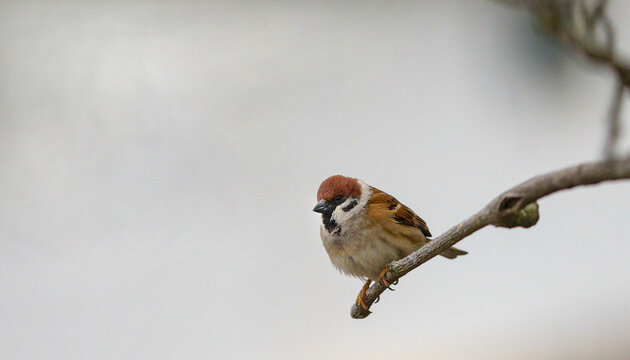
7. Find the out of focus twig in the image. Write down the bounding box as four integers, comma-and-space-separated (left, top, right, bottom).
500, 0, 629, 158
604, 79, 625, 159
519, 0, 630, 159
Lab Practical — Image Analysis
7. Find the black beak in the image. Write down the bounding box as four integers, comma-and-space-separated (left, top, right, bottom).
313, 200, 330, 214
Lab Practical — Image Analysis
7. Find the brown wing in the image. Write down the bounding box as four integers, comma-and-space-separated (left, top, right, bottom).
368, 187, 432, 238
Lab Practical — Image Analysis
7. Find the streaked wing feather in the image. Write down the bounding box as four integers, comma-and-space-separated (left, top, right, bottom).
369, 187, 432, 237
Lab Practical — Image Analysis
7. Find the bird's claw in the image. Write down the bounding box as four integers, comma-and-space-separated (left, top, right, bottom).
378, 268, 396, 291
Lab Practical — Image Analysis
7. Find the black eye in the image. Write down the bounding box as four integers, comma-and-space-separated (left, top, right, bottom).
333, 195, 344, 203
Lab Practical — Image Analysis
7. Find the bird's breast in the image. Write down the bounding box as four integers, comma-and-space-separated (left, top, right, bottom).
320, 215, 419, 280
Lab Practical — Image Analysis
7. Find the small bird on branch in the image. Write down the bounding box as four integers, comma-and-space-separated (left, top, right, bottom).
313, 175, 467, 310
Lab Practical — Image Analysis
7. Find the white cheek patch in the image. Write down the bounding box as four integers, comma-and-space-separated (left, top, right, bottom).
331, 198, 356, 224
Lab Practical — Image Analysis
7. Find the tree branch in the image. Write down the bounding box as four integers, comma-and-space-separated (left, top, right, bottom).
351, 158, 630, 319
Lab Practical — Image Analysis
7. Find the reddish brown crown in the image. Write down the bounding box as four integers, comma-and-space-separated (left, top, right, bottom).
316, 175, 362, 201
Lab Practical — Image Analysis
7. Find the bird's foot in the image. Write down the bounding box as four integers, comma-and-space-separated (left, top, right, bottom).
355, 279, 372, 310
378, 268, 397, 291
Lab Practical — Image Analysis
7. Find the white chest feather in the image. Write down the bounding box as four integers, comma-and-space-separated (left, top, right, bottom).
320, 209, 417, 281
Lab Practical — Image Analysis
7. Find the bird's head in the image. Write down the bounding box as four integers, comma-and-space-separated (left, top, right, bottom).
313, 175, 371, 233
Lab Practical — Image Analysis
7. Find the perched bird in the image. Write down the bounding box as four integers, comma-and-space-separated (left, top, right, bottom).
313, 175, 467, 310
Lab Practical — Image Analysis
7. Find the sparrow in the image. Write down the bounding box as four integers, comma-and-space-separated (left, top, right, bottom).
313, 175, 467, 310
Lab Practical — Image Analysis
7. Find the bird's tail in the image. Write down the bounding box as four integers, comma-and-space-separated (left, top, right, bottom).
439, 246, 468, 259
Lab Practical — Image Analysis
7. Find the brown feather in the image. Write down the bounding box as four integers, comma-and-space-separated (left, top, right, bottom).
367, 186, 467, 260
368, 187, 432, 237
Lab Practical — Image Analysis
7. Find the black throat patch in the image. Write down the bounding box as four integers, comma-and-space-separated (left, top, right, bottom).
322, 210, 339, 233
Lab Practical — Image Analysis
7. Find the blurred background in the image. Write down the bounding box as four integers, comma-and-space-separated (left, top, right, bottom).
1, 1, 629, 359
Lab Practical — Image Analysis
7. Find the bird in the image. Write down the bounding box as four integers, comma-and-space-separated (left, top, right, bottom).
313, 175, 467, 310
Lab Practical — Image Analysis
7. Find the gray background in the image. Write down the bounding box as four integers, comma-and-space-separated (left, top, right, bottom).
1, 1, 629, 359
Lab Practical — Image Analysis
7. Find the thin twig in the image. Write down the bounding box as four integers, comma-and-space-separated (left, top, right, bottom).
351, 158, 630, 318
